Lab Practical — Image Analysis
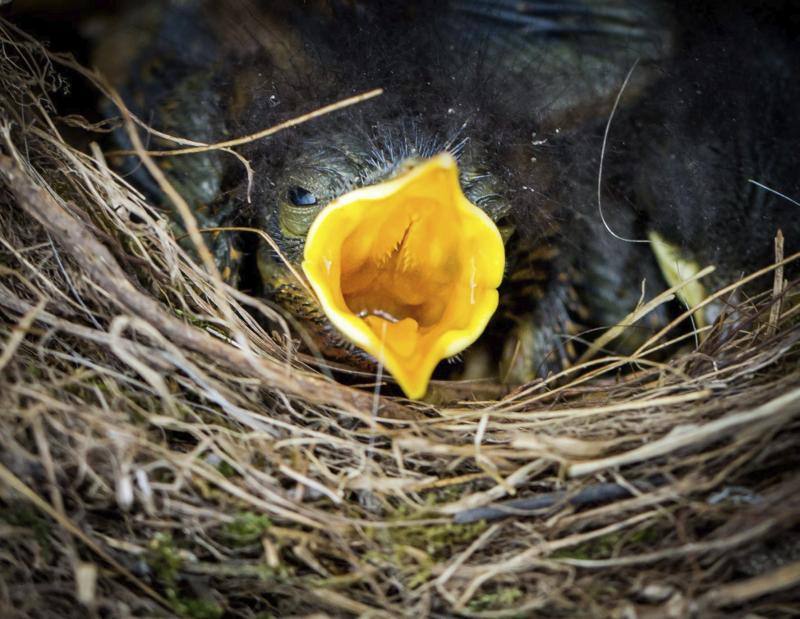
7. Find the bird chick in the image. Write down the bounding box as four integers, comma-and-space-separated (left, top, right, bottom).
97, 0, 798, 398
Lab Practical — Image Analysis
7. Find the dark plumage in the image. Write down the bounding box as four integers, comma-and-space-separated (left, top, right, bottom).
99, 0, 799, 394
613, 4, 800, 291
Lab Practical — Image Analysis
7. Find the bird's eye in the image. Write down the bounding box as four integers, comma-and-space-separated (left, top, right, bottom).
287, 186, 318, 207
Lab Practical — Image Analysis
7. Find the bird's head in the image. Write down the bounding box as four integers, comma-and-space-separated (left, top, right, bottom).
255, 120, 511, 398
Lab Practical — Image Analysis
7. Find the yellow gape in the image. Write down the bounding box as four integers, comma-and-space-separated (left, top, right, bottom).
302, 153, 505, 399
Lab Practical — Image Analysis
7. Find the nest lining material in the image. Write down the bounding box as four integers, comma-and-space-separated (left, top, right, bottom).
1, 19, 800, 618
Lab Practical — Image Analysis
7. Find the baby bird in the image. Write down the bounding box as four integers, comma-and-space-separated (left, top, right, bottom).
98, 0, 798, 398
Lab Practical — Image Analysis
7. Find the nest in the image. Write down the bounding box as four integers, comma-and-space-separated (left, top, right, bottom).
1, 18, 800, 619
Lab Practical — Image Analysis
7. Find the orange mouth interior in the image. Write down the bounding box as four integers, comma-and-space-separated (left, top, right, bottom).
302, 153, 505, 399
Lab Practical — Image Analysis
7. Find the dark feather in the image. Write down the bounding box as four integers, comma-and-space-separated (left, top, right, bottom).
98, 0, 800, 383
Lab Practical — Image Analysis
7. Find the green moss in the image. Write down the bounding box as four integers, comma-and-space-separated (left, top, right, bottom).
552, 525, 661, 560
146, 534, 226, 617
467, 587, 524, 612
216, 460, 237, 478
189, 560, 292, 581
627, 524, 664, 547
386, 520, 488, 559
222, 512, 271, 546
395, 545, 433, 589
368, 520, 488, 590
174, 596, 224, 619
553, 536, 615, 560
147, 532, 183, 585
362, 513, 488, 591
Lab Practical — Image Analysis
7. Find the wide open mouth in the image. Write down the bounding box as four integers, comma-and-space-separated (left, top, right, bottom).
301, 153, 505, 399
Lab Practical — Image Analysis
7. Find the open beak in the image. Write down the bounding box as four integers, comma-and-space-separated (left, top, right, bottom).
301, 153, 505, 399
